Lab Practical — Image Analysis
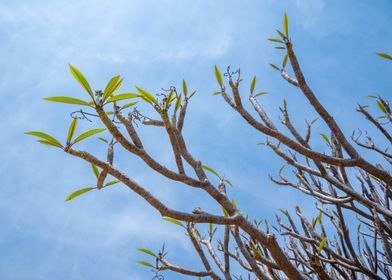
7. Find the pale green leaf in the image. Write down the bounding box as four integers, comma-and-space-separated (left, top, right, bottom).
320, 133, 330, 145
43, 96, 91, 106
250, 76, 256, 94
137, 248, 157, 257
283, 13, 289, 36
282, 54, 289, 68
67, 118, 78, 144
91, 164, 100, 178
37, 139, 63, 148
231, 199, 238, 210
202, 164, 219, 177
103, 75, 123, 101
136, 261, 154, 268
104, 180, 120, 187
136, 87, 158, 106
121, 101, 138, 110
162, 217, 185, 228
182, 79, 188, 96
225, 179, 233, 187
68, 64, 94, 100
276, 29, 285, 39
165, 90, 174, 108
25, 131, 62, 147
254, 92, 268, 98
175, 93, 182, 111
376, 52, 392, 60
311, 218, 317, 229
106, 93, 139, 103
317, 212, 323, 225
279, 209, 289, 217
268, 38, 284, 43
222, 207, 229, 217
97, 137, 108, 143
377, 101, 387, 113
317, 237, 328, 254
65, 187, 95, 202
73, 128, 106, 144
214, 65, 223, 87
270, 63, 280, 71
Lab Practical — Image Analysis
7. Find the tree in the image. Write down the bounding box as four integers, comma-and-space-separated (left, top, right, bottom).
26, 14, 391, 280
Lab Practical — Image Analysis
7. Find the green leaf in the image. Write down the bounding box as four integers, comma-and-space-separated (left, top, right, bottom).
276, 29, 286, 39
136, 87, 158, 106
104, 180, 120, 187
231, 199, 238, 210
275, 46, 286, 50
317, 237, 328, 254
254, 92, 268, 98
162, 217, 185, 228
225, 179, 233, 187
279, 209, 289, 217
209, 223, 213, 233
320, 133, 330, 145
37, 139, 63, 148
182, 79, 188, 96
311, 218, 317, 229
98, 137, 108, 143
213, 91, 221, 95
270, 63, 280, 71
25, 131, 62, 147
103, 75, 123, 101
65, 187, 95, 202
67, 118, 78, 144
282, 54, 289, 68
311, 118, 318, 125
91, 164, 100, 178
250, 76, 256, 94
106, 93, 139, 103
376, 52, 392, 60
377, 101, 387, 113
165, 90, 174, 108
202, 164, 219, 177
73, 128, 106, 144
68, 64, 94, 100
175, 93, 182, 111
189, 91, 196, 99
268, 38, 284, 43
43, 96, 91, 106
222, 207, 229, 217
121, 101, 138, 110
317, 212, 323, 225
214, 65, 223, 87
137, 248, 157, 257
366, 95, 377, 99
283, 13, 289, 36
370, 175, 380, 182
136, 261, 154, 268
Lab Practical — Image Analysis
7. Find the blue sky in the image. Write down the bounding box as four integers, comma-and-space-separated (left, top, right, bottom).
0, 0, 391, 279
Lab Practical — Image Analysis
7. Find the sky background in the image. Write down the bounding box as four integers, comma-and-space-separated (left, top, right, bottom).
0, 0, 391, 279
